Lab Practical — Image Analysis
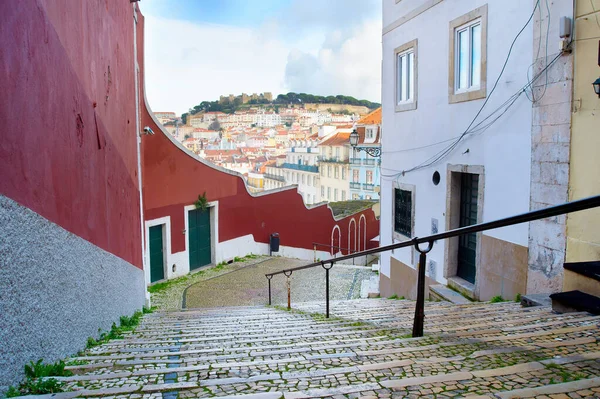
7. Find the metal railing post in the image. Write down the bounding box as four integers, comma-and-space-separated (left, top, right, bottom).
284, 271, 293, 310
314, 244, 317, 262
412, 239, 434, 338
322, 262, 334, 318
266, 275, 273, 305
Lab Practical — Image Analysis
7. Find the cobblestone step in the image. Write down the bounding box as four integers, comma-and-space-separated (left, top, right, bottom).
17, 299, 600, 398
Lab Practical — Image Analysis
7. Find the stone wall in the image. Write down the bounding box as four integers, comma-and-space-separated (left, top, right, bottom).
0, 196, 146, 393
527, 0, 574, 294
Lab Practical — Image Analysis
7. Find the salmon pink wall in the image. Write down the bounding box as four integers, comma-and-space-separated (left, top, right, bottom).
0, 1, 142, 268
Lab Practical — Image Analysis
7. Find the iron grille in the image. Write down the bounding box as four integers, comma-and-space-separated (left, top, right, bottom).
394, 189, 412, 237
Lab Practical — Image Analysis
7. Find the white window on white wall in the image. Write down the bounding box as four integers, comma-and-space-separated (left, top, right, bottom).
321, 186, 325, 196
334, 188, 338, 201
449, 5, 487, 103
342, 168, 346, 180
342, 190, 346, 201
394, 39, 418, 112
396, 49, 414, 103
455, 21, 481, 92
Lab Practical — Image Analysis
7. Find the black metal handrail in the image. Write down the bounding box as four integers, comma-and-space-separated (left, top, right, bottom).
266, 194, 600, 336
312, 242, 361, 264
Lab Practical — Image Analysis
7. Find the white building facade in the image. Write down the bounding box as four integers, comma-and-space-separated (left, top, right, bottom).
283, 139, 321, 205
380, 0, 550, 301
318, 132, 351, 203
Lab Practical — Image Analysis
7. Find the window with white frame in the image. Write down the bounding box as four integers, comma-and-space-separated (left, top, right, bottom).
321, 186, 325, 196
334, 189, 338, 201
341, 168, 346, 180
327, 187, 331, 199
366, 171, 373, 184
342, 190, 346, 201
394, 39, 418, 112
334, 167, 339, 179
353, 169, 359, 183
396, 49, 414, 104
449, 5, 487, 103
455, 20, 481, 92
366, 127, 376, 140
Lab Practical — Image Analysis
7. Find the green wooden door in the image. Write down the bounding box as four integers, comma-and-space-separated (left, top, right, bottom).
189, 209, 211, 270
149, 225, 164, 283
457, 173, 478, 284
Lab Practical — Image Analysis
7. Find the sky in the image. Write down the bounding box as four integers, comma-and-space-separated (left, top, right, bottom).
141, 0, 382, 115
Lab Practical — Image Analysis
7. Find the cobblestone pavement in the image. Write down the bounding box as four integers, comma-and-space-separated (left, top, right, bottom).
29, 298, 600, 399
184, 257, 373, 308
151, 256, 271, 311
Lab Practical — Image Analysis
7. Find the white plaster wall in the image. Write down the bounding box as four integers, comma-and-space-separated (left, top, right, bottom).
381, 0, 534, 283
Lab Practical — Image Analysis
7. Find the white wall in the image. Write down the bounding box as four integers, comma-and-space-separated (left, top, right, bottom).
145, 201, 335, 283
381, 0, 534, 283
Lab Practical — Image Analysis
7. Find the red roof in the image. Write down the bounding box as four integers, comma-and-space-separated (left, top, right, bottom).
320, 133, 350, 146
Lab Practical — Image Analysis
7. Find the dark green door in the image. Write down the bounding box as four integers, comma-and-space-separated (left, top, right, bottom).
149, 225, 164, 283
189, 209, 211, 270
457, 173, 478, 284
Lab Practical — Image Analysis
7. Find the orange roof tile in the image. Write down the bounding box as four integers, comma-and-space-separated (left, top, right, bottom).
357, 107, 382, 125
320, 132, 350, 147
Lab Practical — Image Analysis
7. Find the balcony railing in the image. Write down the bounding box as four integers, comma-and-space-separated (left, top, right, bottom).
363, 183, 375, 191
264, 173, 285, 182
282, 163, 319, 173
363, 159, 377, 166
264, 194, 600, 337
349, 182, 361, 189
350, 158, 362, 165
319, 157, 347, 164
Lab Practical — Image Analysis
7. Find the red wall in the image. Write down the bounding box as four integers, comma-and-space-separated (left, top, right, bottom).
137, 4, 379, 256
0, 1, 142, 268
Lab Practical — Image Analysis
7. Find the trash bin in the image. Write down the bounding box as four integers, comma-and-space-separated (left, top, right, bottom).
269, 233, 280, 255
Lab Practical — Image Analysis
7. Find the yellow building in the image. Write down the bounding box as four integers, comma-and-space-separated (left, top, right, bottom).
566, 0, 600, 263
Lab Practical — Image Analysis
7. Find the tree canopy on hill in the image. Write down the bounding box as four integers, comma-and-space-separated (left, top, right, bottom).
273, 93, 380, 109
181, 93, 380, 123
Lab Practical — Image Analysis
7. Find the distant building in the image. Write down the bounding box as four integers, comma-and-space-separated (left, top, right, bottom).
264, 155, 287, 191
219, 92, 273, 105
318, 130, 352, 202
349, 108, 381, 201
282, 136, 321, 205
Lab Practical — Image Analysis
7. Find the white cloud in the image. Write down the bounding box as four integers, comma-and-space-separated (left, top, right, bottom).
143, 8, 382, 115
144, 16, 289, 114
284, 19, 382, 102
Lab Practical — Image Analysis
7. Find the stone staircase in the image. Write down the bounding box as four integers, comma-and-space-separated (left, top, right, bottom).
31, 299, 600, 399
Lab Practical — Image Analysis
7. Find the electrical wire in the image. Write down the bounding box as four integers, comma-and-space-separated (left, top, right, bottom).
591, 0, 600, 29
381, 50, 564, 180
525, 0, 551, 102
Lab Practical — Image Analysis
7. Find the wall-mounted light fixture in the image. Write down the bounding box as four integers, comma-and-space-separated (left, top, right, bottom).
593, 77, 600, 98
349, 129, 381, 157
140, 126, 155, 136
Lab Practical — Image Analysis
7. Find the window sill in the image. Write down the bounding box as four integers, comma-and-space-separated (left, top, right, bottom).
449, 86, 486, 104
393, 231, 412, 242
395, 100, 417, 112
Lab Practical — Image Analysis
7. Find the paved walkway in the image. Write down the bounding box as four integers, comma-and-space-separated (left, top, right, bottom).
29, 299, 600, 399
184, 257, 373, 308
